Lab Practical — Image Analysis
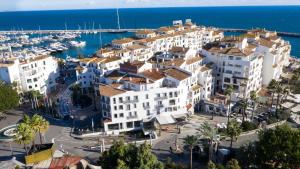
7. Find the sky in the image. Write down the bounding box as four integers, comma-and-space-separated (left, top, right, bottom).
0, 0, 300, 12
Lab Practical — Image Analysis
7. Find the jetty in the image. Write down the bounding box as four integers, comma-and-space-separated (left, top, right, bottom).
0, 28, 299, 38
220, 28, 300, 38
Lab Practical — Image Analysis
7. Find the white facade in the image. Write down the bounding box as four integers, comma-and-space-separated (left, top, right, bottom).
0, 55, 59, 94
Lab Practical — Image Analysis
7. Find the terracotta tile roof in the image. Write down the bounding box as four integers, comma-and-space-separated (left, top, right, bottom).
49, 156, 82, 169
136, 29, 155, 35
158, 26, 175, 32
160, 58, 185, 67
112, 38, 134, 44
141, 69, 165, 81
127, 44, 148, 50
122, 76, 150, 84
170, 46, 189, 54
186, 56, 203, 65
258, 38, 275, 48
164, 68, 191, 81
99, 84, 126, 97
105, 70, 124, 80
102, 56, 121, 64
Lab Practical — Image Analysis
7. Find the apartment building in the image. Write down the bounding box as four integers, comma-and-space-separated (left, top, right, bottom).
0, 55, 59, 94
202, 37, 264, 99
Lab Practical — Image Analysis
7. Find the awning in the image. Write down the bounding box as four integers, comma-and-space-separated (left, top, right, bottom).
291, 105, 300, 113
172, 113, 187, 119
281, 102, 295, 109
143, 117, 154, 123
156, 115, 176, 125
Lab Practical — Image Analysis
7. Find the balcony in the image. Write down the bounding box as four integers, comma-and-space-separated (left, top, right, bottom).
154, 95, 168, 100
123, 99, 139, 104
127, 115, 138, 119
143, 105, 150, 109
155, 104, 164, 109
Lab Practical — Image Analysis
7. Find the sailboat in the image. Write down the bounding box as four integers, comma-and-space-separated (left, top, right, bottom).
108, 8, 128, 34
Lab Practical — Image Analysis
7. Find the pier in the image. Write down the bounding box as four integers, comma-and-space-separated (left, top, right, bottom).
0, 29, 145, 35
220, 28, 300, 38
0, 28, 299, 38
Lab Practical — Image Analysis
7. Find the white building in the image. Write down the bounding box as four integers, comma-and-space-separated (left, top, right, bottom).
0, 55, 59, 94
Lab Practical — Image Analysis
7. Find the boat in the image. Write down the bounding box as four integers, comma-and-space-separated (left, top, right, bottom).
108, 8, 128, 34
69, 41, 86, 48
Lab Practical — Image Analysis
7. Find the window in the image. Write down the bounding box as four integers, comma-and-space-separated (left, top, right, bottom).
120, 113, 124, 118
27, 79, 32, 83
127, 122, 133, 128
147, 110, 150, 115
113, 98, 116, 104
114, 106, 117, 110
114, 114, 118, 118
235, 57, 242, 60
224, 78, 231, 83
127, 105, 130, 110
134, 121, 141, 127
108, 123, 119, 130
134, 104, 137, 108
119, 97, 123, 103
134, 96, 138, 100
119, 105, 123, 110
29, 85, 32, 89
43, 61, 46, 65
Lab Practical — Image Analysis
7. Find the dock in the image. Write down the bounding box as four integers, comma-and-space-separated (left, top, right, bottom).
0, 28, 299, 38
220, 28, 300, 38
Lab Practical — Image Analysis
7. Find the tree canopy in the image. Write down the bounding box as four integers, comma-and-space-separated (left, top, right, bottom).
256, 125, 300, 169
0, 82, 19, 112
99, 140, 163, 169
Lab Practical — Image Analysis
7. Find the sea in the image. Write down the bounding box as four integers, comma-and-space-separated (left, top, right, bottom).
0, 6, 299, 58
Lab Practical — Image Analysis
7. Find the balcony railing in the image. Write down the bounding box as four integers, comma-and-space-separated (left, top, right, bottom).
155, 104, 164, 109
123, 99, 139, 104
127, 115, 138, 119
154, 96, 168, 100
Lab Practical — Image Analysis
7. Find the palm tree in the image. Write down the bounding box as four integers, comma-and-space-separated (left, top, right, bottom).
199, 122, 217, 161
250, 91, 257, 120
225, 85, 234, 127
226, 119, 242, 149
238, 99, 248, 122
282, 86, 290, 103
267, 79, 278, 106
15, 123, 34, 155
184, 135, 198, 169
31, 114, 49, 144
274, 83, 283, 117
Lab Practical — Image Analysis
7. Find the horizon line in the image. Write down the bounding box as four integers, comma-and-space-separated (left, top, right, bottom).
1, 4, 300, 13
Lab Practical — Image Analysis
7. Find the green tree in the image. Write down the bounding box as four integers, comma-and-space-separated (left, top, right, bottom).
250, 91, 257, 120
268, 79, 278, 106
225, 85, 234, 127
31, 114, 49, 144
237, 100, 248, 122
184, 135, 198, 169
0, 82, 19, 112
226, 120, 242, 149
226, 159, 241, 169
99, 140, 163, 169
237, 143, 257, 169
14, 123, 34, 155
207, 160, 217, 169
199, 122, 217, 161
256, 125, 300, 169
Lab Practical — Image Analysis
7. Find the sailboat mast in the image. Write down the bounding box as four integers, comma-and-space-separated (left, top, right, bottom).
116, 8, 121, 30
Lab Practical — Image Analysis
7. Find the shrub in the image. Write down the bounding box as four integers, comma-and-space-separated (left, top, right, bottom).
241, 121, 257, 132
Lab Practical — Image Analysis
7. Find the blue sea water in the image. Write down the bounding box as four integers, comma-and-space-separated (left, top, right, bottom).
0, 6, 299, 58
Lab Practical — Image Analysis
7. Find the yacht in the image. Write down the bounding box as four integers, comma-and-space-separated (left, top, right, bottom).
69, 41, 86, 48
